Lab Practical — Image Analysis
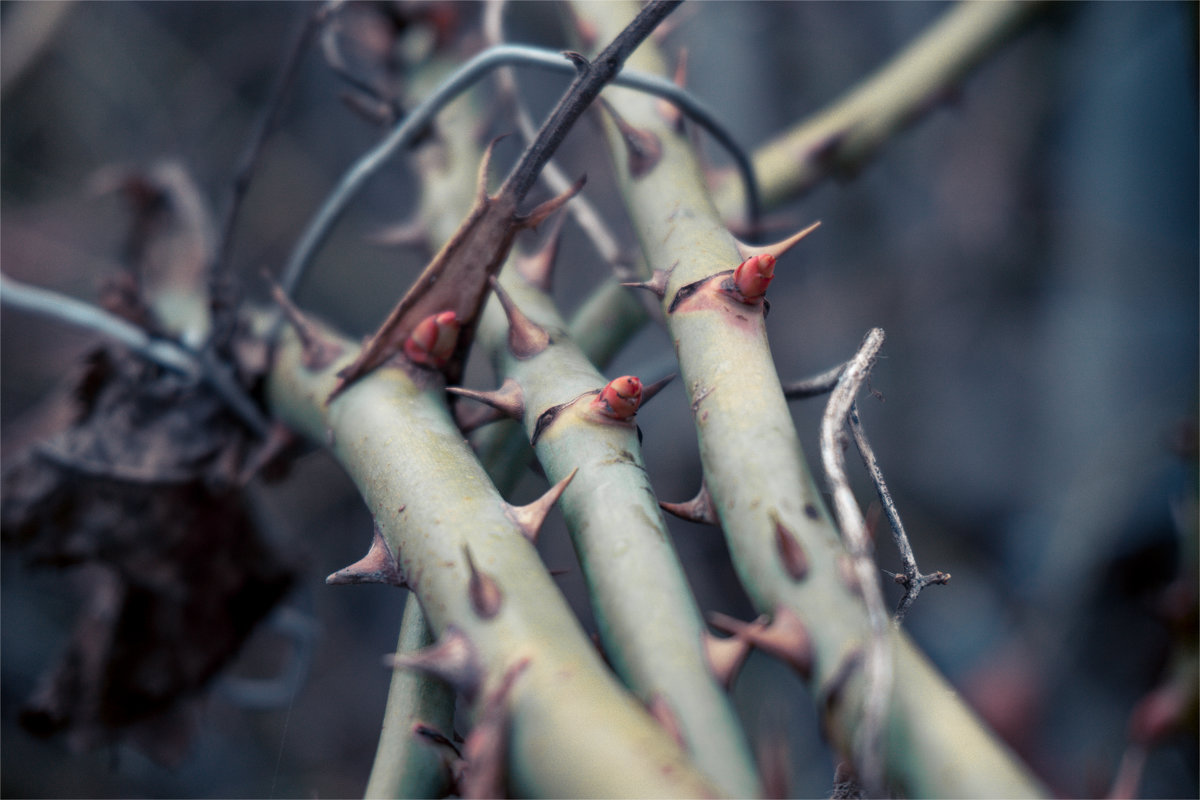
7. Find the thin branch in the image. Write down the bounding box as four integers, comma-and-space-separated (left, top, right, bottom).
819, 327, 891, 797
848, 403, 950, 622
208, 2, 334, 349
1, 273, 271, 437
782, 360, 846, 400
276, 40, 754, 296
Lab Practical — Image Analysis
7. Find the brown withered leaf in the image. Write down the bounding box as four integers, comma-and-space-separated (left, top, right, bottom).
1, 345, 296, 764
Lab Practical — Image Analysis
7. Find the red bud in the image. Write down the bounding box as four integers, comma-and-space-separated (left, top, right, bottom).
593, 375, 642, 420
732, 253, 776, 300
404, 310, 460, 367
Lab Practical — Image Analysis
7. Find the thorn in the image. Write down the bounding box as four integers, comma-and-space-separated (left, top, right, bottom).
237, 421, 301, 485
515, 174, 586, 230
562, 50, 590, 75
591, 375, 642, 420
709, 605, 813, 680
476, 135, 508, 204
488, 277, 549, 359
268, 279, 343, 371
620, 269, 670, 299
459, 659, 530, 800
387, 626, 483, 699
514, 211, 567, 293
733, 220, 821, 263
598, 97, 663, 179
371, 217, 430, 248
660, 480, 719, 526
464, 545, 504, 620
327, 527, 407, 587
503, 468, 577, 543
640, 373, 676, 406
703, 630, 753, 690
646, 694, 686, 749
774, 519, 809, 581
447, 378, 526, 429
656, 48, 689, 131
404, 310, 461, 369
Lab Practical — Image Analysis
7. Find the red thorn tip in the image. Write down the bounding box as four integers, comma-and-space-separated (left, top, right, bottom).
404, 310, 460, 367
732, 253, 776, 300
593, 375, 643, 420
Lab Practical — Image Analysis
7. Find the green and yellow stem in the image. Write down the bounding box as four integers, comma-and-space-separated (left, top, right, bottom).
574, 1, 1048, 796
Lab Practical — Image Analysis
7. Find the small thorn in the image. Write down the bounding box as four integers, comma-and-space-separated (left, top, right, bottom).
447, 378, 526, 429
464, 545, 503, 620
503, 468, 577, 543
387, 626, 483, 699
598, 97, 663, 179
488, 277, 550, 359
646, 694, 686, 749
709, 605, 813, 679
660, 480, 719, 526
620, 269, 670, 299
774, 519, 809, 581
591, 375, 643, 420
327, 527, 407, 587
562, 50, 590, 74
371, 217, 429, 248
268, 279, 343, 371
703, 630, 753, 690
460, 659, 530, 800
476, 135, 508, 204
404, 310, 461, 369
238, 421, 300, 485
733, 220, 821, 263
515, 174, 586, 230
515, 211, 567, 293
640, 374, 676, 406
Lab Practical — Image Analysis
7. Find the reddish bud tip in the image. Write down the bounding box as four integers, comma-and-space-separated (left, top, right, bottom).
593, 375, 643, 420
404, 310, 460, 368
732, 253, 776, 301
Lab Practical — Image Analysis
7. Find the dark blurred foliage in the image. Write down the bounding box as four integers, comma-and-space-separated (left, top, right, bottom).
1, 2, 1196, 797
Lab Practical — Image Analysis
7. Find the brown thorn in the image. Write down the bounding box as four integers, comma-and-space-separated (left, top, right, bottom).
326, 526, 407, 587
515, 210, 567, 293
774, 518, 809, 581
476, 135, 508, 204
370, 217, 430, 248
709, 606, 814, 680
597, 97, 663, 179
503, 468, 577, 543
460, 658, 530, 800
620, 268, 670, 299
386, 626, 483, 700
646, 694, 686, 750
237, 421, 300, 485
515, 174, 587, 231
447, 378, 526, 424
268, 279, 343, 371
488, 277, 550, 359
703, 630, 753, 690
660, 480, 719, 526
734, 220, 822, 263
464, 545, 504, 620
640, 373, 676, 406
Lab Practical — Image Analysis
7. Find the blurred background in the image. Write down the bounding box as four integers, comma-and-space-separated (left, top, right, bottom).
2, 1, 1195, 797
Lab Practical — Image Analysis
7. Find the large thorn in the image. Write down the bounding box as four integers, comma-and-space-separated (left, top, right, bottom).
475, 135, 507, 205
488, 277, 550, 359
660, 480, 719, 526
268, 280, 343, 371
387, 626, 483, 700
709, 605, 813, 680
503, 468, 578, 543
733, 220, 822, 263
646, 694, 686, 749
514, 211, 567, 293
598, 97, 663, 179
703, 630, 754, 690
464, 545, 504, 620
514, 174, 586, 231
641, 373, 676, 406
460, 659, 530, 800
621, 268, 670, 299
774, 519, 809, 581
327, 526, 407, 587
447, 378, 526, 432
